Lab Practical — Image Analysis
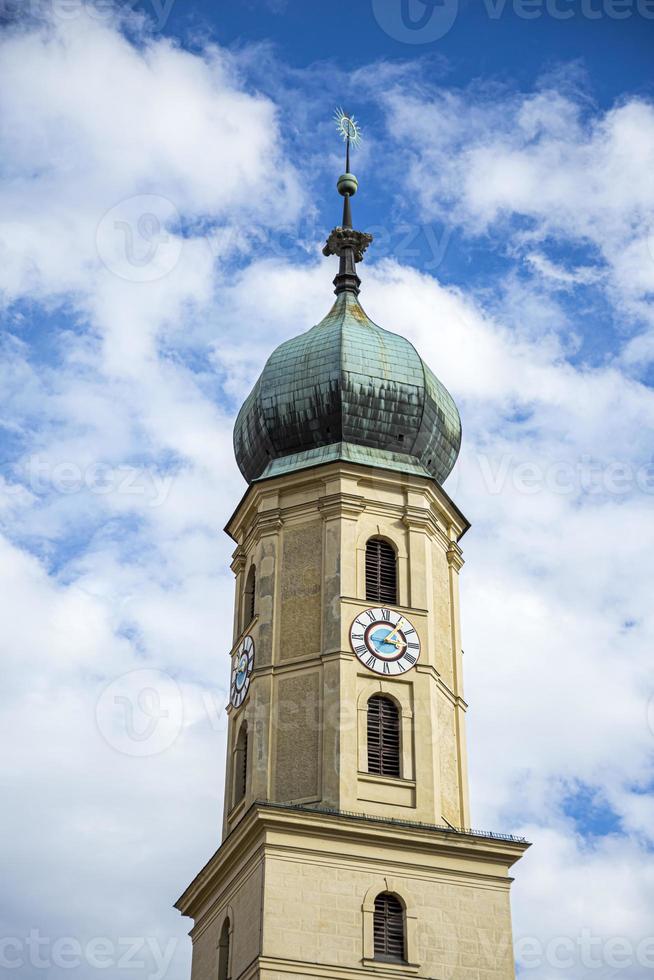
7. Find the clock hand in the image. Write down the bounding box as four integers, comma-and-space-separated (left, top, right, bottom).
374, 636, 402, 650
383, 619, 406, 645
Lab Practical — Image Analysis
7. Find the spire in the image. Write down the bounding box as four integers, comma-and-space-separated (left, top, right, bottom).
323, 109, 373, 296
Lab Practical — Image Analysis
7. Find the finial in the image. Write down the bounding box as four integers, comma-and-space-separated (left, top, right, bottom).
334, 107, 361, 226
323, 108, 373, 296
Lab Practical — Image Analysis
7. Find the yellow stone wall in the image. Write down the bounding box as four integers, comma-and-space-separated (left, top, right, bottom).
272, 668, 322, 802
261, 851, 515, 980
187, 854, 264, 980
178, 462, 527, 980
179, 807, 526, 980
278, 521, 322, 662
222, 462, 471, 838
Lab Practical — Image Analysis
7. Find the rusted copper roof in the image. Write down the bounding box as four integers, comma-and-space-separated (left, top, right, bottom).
233, 290, 461, 486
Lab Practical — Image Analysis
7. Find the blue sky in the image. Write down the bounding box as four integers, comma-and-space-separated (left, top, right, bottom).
155, 0, 654, 91
1, 2, 654, 979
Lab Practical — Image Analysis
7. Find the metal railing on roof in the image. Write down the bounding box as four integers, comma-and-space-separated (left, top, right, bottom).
256, 800, 528, 844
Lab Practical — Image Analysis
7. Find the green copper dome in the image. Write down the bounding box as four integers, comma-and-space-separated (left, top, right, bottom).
234, 125, 461, 486
233, 290, 461, 485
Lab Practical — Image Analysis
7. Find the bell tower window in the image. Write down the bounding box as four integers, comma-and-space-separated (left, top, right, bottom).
373, 892, 405, 962
365, 538, 397, 604
233, 723, 248, 807
367, 694, 401, 778
243, 565, 256, 629
217, 918, 230, 980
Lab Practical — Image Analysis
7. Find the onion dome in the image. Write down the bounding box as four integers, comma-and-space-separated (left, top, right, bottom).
233, 112, 461, 486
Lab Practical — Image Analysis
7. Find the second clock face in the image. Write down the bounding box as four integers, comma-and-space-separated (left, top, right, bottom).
350, 607, 421, 676
231, 635, 255, 709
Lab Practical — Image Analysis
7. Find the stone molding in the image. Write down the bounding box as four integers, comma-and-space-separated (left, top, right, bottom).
225, 460, 470, 545
176, 802, 530, 924
317, 491, 367, 520
447, 540, 465, 572
230, 549, 247, 576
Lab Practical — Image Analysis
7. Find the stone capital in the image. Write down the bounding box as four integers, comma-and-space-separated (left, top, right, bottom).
402, 504, 439, 535
317, 491, 367, 521
447, 540, 464, 571
230, 548, 247, 576
250, 509, 284, 541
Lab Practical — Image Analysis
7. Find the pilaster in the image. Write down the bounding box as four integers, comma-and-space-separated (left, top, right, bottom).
446, 535, 470, 826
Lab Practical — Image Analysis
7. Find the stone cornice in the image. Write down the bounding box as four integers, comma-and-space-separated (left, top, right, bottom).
317, 491, 367, 520
225, 460, 470, 543
401, 504, 441, 536
230, 548, 247, 576
341, 596, 429, 618
447, 540, 465, 572
176, 802, 530, 921
407, 663, 467, 708
242, 509, 283, 550
261, 956, 419, 979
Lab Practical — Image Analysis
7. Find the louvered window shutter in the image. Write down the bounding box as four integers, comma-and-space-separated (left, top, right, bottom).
217, 919, 230, 980
234, 725, 248, 805
239, 728, 248, 799
365, 538, 397, 604
244, 566, 256, 626
367, 695, 401, 778
373, 893, 405, 961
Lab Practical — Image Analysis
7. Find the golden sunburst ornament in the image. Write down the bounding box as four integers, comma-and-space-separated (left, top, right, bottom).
334, 107, 362, 148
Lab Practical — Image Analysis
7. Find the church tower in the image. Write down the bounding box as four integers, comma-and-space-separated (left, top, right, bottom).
176, 112, 528, 980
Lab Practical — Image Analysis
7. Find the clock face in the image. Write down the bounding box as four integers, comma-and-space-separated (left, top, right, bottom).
350, 607, 421, 676
230, 635, 255, 709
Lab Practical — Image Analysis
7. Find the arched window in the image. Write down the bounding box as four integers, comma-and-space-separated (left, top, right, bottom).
217, 918, 230, 980
233, 723, 248, 807
243, 565, 256, 628
367, 695, 401, 778
373, 893, 405, 962
365, 538, 397, 604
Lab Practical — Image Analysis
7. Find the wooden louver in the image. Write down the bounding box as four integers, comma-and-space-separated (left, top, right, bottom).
244, 565, 256, 626
235, 725, 248, 804
373, 893, 405, 962
367, 695, 401, 778
217, 919, 230, 980
365, 538, 397, 604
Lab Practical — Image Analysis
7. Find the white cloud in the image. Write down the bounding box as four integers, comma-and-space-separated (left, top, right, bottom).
513, 827, 654, 973
378, 80, 654, 365
1, 13, 653, 980
526, 251, 603, 287
0, 11, 302, 979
